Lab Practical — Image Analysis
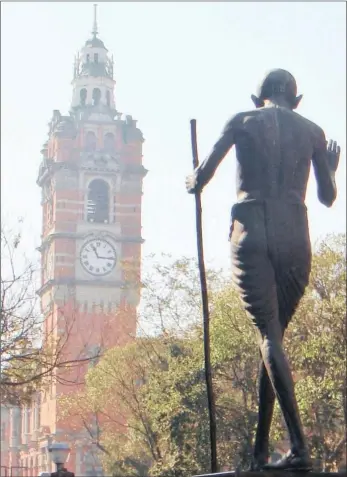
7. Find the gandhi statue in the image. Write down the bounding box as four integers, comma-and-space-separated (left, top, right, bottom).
186, 69, 340, 471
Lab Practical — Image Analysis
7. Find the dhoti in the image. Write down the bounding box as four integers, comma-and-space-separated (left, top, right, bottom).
230, 200, 311, 335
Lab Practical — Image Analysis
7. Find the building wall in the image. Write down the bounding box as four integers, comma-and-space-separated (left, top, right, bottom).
2, 27, 145, 476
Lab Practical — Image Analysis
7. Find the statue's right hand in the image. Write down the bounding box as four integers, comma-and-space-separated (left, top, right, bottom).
185, 172, 200, 194
327, 139, 341, 172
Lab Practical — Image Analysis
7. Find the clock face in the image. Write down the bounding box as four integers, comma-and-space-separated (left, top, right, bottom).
80, 238, 117, 276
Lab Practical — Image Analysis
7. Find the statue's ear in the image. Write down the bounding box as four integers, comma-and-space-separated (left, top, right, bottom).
292, 94, 303, 110
251, 94, 264, 108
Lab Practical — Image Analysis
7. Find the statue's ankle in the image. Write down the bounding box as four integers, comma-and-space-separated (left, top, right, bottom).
250, 454, 268, 471
289, 447, 311, 460
253, 448, 269, 462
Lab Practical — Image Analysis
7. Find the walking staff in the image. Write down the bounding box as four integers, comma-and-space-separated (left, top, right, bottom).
190, 119, 218, 473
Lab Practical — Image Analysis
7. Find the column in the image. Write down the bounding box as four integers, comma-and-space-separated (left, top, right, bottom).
21, 408, 26, 444
35, 399, 40, 431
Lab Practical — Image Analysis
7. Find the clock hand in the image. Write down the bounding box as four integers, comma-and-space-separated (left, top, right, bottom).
91, 245, 100, 259
98, 256, 116, 260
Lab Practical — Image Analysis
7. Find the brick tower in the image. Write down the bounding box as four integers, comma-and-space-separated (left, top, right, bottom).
4, 7, 146, 476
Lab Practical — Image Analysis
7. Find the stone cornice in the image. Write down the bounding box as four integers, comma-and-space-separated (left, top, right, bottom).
124, 163, 148, 177
37, 160, 79, 186
36, 277, 127, 297
37, 156, 147, 187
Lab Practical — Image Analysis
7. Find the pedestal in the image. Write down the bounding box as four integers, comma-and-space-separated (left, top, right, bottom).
194, 472, 346, 477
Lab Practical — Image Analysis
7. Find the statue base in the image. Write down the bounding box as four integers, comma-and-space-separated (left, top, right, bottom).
194, 472, 346, 477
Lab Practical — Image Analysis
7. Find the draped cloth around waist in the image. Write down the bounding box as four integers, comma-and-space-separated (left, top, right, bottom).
229, 198, 311, 333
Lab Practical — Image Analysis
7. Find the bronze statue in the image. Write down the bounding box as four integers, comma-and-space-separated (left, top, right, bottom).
186, 69, 340, 471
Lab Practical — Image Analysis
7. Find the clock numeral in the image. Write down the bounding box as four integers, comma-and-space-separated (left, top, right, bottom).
84, 261, 89, 266
96, 241, 101, 247
103, 243, 107, 248
107, 262, 112, 268
103, 267, 107, 272
83, 254, 87, 259
89, 266, 94, 271
96, 268, 100, 273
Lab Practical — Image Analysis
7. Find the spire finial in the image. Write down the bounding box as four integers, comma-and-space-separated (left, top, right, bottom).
92, 4, 98, 38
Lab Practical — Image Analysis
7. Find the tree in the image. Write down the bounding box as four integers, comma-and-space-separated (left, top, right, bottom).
209, 286, 259, 469
59, 257, 259, 475
59, 234, 346, 475
137, 254, 227, 335
1, 223, 99, 405
60, 337, 167, 476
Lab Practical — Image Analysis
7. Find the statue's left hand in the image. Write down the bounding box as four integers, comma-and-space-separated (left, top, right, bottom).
185, 172, 200, 194
327, 139, 341, 172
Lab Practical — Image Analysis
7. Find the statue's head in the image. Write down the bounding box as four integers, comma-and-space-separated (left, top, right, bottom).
251, 69, 302, 110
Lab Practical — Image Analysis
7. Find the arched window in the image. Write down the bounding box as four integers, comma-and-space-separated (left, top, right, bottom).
106, 90, 111, 107
87, 179, 109, 223
80, 88, 87, 106
92, 88, 101, 106
85, 131, 97, 152
94, 53, 99, 63
104, 132, 115, 152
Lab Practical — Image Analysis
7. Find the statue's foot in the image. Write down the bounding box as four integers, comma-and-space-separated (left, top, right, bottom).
263, 450, 312, 472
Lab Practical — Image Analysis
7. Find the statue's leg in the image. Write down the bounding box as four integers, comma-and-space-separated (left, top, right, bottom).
258, 316, 311, 470
231, 202, 311, 470
233, 250, 310, 470
230, 204, 278, 468
260, 264, 311, 470
231, 254, 281, 468
252, 351, 279, 467
252, 357, 275, 468
250, 297, 288, 469
253, 280, 297, 467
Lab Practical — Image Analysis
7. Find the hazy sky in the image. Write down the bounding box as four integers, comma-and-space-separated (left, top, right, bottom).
1, 2, 346, 272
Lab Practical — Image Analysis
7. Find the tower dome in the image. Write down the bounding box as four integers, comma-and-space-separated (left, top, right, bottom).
71, 4, 116, 112
85, 36, 107, 50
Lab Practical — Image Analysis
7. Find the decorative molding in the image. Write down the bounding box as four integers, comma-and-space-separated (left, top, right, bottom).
37, 160, 79, 187
37, 277, 127, 297
37, 156, 147, 188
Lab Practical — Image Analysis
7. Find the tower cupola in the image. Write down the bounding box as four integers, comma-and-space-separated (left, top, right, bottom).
71, 4, 116, 112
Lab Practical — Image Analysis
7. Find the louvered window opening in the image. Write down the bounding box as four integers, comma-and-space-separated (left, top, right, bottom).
87, 179, 109, 223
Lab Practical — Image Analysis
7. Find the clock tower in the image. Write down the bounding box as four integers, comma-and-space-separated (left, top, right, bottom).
6, 7, 146, 476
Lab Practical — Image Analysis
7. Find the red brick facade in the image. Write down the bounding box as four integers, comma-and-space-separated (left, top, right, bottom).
1, 18, 146, 477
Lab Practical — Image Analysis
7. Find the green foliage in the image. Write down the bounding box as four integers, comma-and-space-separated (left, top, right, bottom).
60, 234, 346, 475
209, 287, 259, 469
138, 254, 227, 335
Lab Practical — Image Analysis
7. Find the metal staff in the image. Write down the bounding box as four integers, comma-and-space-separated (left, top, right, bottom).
190, 119, 218, 473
